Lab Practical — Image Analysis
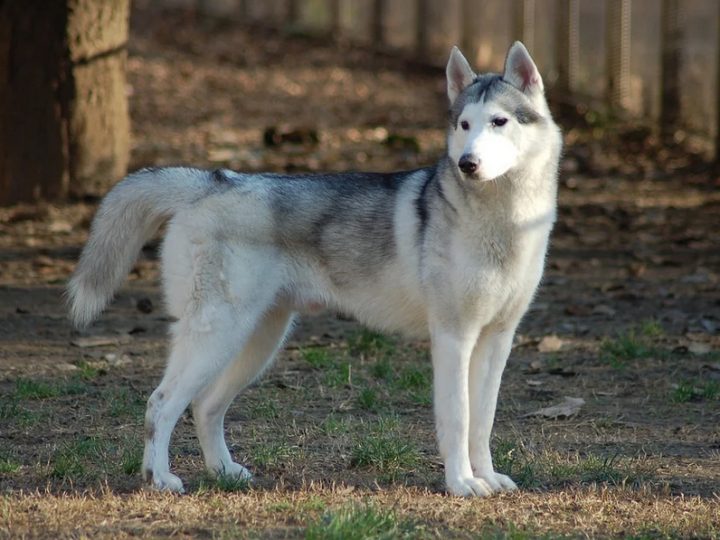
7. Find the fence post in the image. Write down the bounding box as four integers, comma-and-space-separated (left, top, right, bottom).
556, 0, 579, 95
717, 2, 720, 161
513, 0, 536, 52
416, 0, 428, 57
460, 0, 475, 61
660, 0, 683, 140
372, 0, 384, 46
329, 0, 340, 37
286, 0, 298, 26
606, 0, 632, 111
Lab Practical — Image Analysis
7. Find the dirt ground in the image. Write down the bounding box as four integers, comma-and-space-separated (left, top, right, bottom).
1, 5, 719, 539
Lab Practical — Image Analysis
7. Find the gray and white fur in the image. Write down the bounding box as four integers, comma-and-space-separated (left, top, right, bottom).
68, 41, 561, 496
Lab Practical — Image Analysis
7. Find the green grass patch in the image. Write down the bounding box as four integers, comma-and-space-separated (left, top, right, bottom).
302, 347, 335, 370
600, 322, 667, 368
350, 420, 420, 481
14, 377, 87, 400
493, 439, 653, 489
50, 435, 143, 480
0, 399, 45, 427
639, 319, 664, 338
370, 357, 392, 381
74, 360, 102, 380
672, 380, 720, 403
305, 503, 415, 540
492, 439, 538, 488
320, 414, 353, 435
0, 457, 20, 474
119, 439, 143, 475
323, 361, 351, 388
348, 329, 395, 358
251, 442, 300, 469
357, 387, 380, 412
302, 346, 362, 388
394, 365, 432, 405
14, 378, 61, 399
0, 397, 20, 420
248, 399, 280, 419
395, 366, 430, 391
198, 471, 251, 493
51, 436, 109, 480
107, 387, 146, 419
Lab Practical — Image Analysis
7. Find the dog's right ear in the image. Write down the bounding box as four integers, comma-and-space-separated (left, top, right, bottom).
446, 46, 475, 104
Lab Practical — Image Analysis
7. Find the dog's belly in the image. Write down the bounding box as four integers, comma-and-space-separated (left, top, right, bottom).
337, 284, 429, 338
288, 260, 429, 338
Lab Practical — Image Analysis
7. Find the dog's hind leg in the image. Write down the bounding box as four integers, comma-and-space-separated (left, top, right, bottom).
142, 295, 276, 493
468, 326, 518, 493
192, 307, 295, 480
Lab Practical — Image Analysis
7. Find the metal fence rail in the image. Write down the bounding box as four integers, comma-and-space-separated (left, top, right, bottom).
171, 0, 720, 157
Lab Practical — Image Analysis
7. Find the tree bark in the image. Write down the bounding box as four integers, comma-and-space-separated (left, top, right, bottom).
0, 0, 130, 204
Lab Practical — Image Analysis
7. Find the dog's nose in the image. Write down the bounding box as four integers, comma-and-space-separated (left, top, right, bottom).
458, 154, 479, 175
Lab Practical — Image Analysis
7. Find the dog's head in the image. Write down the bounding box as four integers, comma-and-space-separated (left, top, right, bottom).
446, 42, 554, 182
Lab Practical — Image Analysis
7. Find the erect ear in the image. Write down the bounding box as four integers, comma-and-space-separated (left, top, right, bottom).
446, 46, 475, 104
503, 41, 543, 94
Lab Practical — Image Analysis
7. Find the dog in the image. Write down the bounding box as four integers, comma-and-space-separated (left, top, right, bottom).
68, 41, 561, 496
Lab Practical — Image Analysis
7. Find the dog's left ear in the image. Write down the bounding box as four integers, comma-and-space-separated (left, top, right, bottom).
446, 46, 475, 104
503, 41, 543, 94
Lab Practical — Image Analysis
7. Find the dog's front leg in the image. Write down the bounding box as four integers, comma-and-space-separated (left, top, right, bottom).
431, 328, 493, 497
468, 328, 518, 493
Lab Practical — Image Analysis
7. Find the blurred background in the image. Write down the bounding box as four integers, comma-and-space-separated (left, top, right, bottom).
1, 0, 719, 202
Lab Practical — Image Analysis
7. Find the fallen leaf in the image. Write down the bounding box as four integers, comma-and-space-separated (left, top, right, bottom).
700, 318, 717, 334
48, 220, 72, 234
526, 360, 543, 374
688, 342, 712, 355
57, 363, 79, 372
523, 397, 585, 419
109, 354, 133, 367
538, 335, 563, 353
592, 304, 617, 317
70, 335, 132, 348
32, 255, 55, 268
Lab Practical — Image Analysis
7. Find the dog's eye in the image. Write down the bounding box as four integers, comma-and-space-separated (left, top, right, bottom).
460, 120, 470, 131
492, 117, 508, 127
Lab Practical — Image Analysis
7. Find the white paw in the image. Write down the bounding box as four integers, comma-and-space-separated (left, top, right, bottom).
474, 471, 518, 492
446, 475, 494, 497
214, 462, 253, 481
146, 470, 185, 493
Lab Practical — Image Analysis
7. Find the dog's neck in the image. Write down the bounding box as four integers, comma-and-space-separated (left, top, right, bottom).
437, 152, 558, 229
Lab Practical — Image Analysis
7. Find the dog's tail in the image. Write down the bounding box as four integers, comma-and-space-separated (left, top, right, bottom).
67, 167, 215, 328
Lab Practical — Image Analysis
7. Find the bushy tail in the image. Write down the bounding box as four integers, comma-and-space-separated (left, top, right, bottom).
67, 167, 213, 328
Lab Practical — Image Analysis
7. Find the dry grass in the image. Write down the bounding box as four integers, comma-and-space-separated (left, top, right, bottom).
2, 487, 718, 539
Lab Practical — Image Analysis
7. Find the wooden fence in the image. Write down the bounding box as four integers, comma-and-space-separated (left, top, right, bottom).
172, 0, 720, 156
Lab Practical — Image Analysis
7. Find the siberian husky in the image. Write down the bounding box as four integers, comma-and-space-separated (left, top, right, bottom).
68, 41, 562, 496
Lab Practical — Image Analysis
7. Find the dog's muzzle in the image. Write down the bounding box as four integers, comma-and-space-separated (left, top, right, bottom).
458, 154, 479, 175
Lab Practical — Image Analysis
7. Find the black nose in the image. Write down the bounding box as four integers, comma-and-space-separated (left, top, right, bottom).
458, 155, 478, 174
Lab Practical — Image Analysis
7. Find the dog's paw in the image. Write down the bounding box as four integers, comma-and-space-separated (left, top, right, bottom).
446, 475, 494, 497
146, 470, 185, 493
474, 471, 518, 492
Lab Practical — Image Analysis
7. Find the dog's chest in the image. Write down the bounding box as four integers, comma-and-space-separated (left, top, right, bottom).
448, 219, 551, 321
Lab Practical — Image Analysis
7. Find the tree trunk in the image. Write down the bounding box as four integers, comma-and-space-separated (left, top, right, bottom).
0, 0, 130, 204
